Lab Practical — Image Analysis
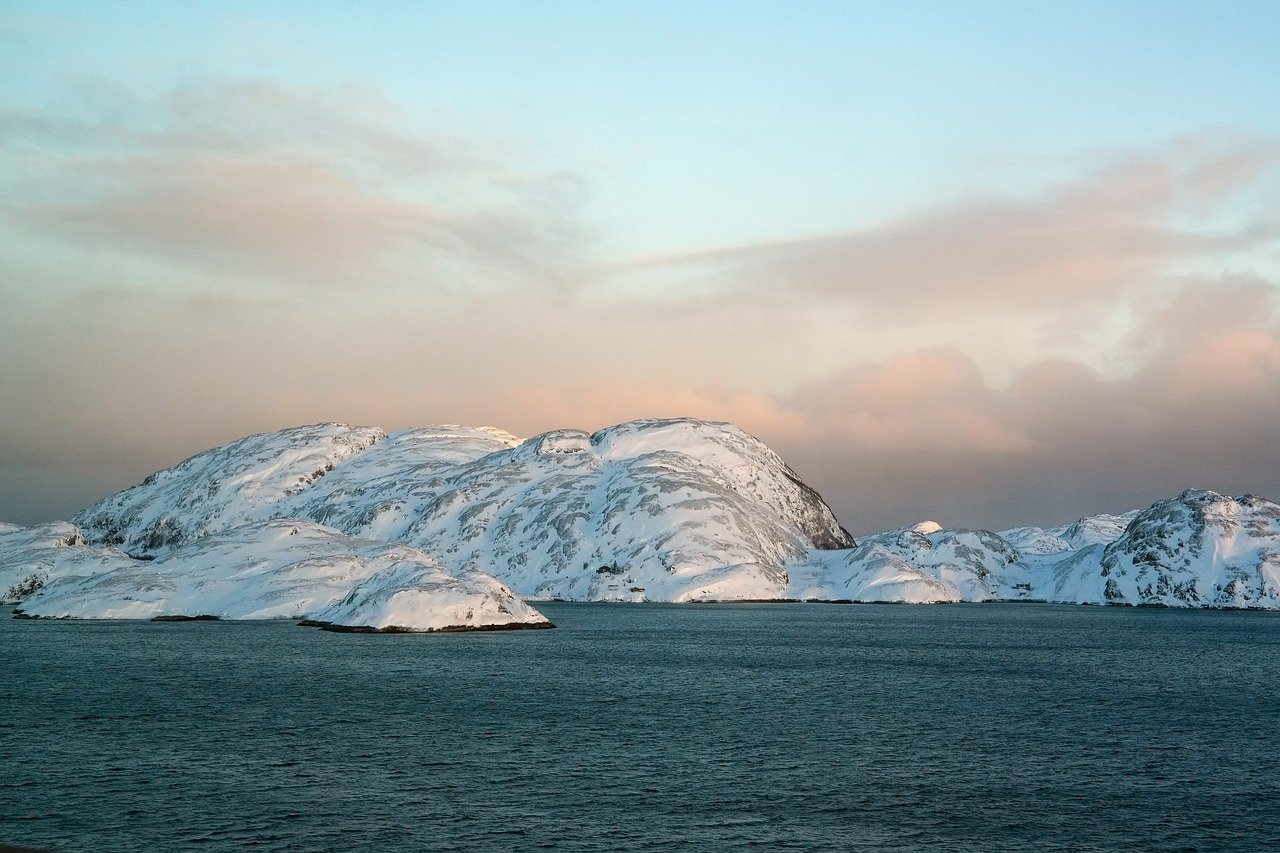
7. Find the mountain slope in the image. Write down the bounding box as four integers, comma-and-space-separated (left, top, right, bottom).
74, 423, 388, 553
1, 521, 136, 604
1048, 490, 1280, 607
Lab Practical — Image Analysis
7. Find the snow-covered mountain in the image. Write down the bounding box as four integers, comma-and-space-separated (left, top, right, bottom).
6, 518, 551, 632
8, 419, 1279, 614
73, 418, 855, 602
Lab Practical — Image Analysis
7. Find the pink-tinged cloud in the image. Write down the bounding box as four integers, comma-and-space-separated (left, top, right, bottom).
1, 80, 590, 288
32, 155, 423, 278
614, 135, 1280, 317
774, 278, 1280, 531
787, 348, 1033, 454
5, 275, 1278, 533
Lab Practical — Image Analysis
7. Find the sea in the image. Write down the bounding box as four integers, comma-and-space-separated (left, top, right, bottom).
2, 601, 1278, 852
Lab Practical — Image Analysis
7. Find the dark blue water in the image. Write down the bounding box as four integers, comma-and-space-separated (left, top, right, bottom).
2, 602, 1278, 852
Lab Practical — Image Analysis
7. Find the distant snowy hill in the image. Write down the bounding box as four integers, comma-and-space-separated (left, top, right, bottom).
6, 419, 1278, 614
1044, 490, 1280, 608
794, 490, 1280, 608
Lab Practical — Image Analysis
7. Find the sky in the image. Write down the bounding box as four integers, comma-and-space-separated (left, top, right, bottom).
2, 1, 1279, 534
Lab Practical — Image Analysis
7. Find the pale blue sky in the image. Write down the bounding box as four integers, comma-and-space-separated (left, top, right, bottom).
2, 2, 1279, 530
5, 1, 1279, 253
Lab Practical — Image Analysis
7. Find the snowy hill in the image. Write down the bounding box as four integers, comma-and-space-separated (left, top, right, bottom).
73, 418, 854, 602
793, 490, 1280, 609
7, 518, 551, 632
1043, 490, 1280, 607
74, 423, 391, 553
792, 522, 1026, 603
12, 418, 1280, 612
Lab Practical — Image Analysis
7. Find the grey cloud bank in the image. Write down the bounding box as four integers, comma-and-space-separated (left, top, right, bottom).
3, 275, 1278, 533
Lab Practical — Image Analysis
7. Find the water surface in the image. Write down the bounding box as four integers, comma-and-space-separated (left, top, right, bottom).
2, 602, 1278, 851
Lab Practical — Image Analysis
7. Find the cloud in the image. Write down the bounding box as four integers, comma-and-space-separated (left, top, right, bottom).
788, 348, 1031, 453
3, 116, 1278, 534
7, 272, 1276, 536
0, 79, 591, 289
770, 277, 1280, 532
30, 155, 427, 280
614, 135, 1280, 317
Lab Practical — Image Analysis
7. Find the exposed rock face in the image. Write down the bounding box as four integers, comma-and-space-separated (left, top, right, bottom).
70, 418, 853, 602
12, 519, 552, 632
